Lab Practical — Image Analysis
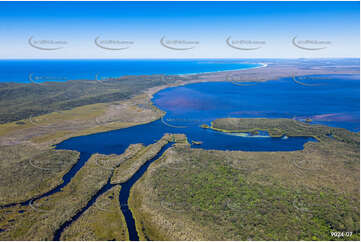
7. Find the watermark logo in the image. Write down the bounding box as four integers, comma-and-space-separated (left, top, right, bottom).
94, 198, 113, 212
160, 201, 186, 212
28, 153, 67, 173
119, 203, 129, 209
95, 157, 115, 171
29, 199, 53, 213
290, 158, 331, 178
161, 116, 209, 129
292, 36, 331, 51
159, 74, 178, 83
28, 110, 62, 129
28, 159, 61, 172
225, 73, 259, 86
330, 231, 353, 238
28, 73, 68, 85
226, 199, 243, 211
95, 115, 123, 129
28, 36, 67, 51
161, 117, 189, 128
291, 186, 354, 218
292, 74, 330, 87
226, 36, 265, 51
160, 36, 199, 51
94, 36, 134, 50
292, 197, 311, 213
160, 160, 190, 171
94, 73, 123, 85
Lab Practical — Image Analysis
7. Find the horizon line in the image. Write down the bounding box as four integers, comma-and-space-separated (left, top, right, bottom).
0, 57, 359, 60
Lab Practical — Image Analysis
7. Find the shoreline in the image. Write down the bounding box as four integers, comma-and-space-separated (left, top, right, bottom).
0, 61, 265, 84
174, 62, 266, 76
0, 60, 359, 148
144, 62, 269, 100
203, 120, 321, 141
143, 61, 359, 100
19, 63, 268, 148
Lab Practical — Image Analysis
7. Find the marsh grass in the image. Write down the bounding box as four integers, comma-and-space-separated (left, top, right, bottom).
0, 147, 79, 205
60, 185, 128, 241
131, 119, 360, 241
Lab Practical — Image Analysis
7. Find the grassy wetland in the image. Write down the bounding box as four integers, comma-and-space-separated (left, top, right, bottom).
111, 134, 172, 184
0, 148, 79, 206
207, 118, 359, 144
0, 130, 190, 240
0, 74, 175, 240
130, 118, 359, 241
0, 146, 119, 240
60, 185, 128, 241
0, 60, 359, 240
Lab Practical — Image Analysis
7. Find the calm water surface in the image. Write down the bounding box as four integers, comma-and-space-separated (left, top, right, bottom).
0, 59, 260, 83
56, 74, 360, 153
53, 73, 359, 240
154, 75, 360, 132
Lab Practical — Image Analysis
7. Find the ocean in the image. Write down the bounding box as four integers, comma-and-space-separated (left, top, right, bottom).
0, 59, 261, 83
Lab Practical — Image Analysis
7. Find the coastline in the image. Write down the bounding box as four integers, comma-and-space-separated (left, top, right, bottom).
0, 60, 359, 149
143, 60, 359, 100
144, 62, 268, 100
0, 60, 359, 241
174, 62, 266, 76
14, 63, 267, 149
0, 60, 265, 84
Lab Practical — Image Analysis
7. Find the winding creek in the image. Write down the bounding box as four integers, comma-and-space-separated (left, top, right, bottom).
52, 121, 313, 240
53, 143, 173, 240
1, 73, 359, 240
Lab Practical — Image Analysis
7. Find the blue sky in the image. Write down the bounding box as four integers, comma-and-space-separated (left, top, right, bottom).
0, 1, 359, 59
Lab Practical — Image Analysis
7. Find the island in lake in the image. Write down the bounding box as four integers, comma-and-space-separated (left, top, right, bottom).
0, 59, 359, 241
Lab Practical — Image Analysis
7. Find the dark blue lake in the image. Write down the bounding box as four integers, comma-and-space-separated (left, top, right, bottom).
154, 74, 360, 132
57, 73, 360, 154
56, 119, 314, 154
52, 73, 360, 240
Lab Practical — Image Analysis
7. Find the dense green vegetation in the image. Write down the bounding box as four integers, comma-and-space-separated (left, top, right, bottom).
0, 133, 190, 240
0, 75, 184, 124
0, 145, 79, 205
210, 118, 359, 146
152, 150, 359, 240
61, 185, 128, 241
0, 141, 139, 240
0, 60, 359, 240
132, 119, 360, 241
111, 134, 171, 184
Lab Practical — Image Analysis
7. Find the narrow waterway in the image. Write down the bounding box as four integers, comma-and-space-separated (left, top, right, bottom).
53, 143, 173, 241
0, 152, 92, 209
53, 176, 115, 240
118, 143, 173, 240
4, 75, 355, 238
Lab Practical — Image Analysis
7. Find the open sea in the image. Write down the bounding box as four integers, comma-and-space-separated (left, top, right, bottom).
3, 59, 357, 239
0, 59, 261, 83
